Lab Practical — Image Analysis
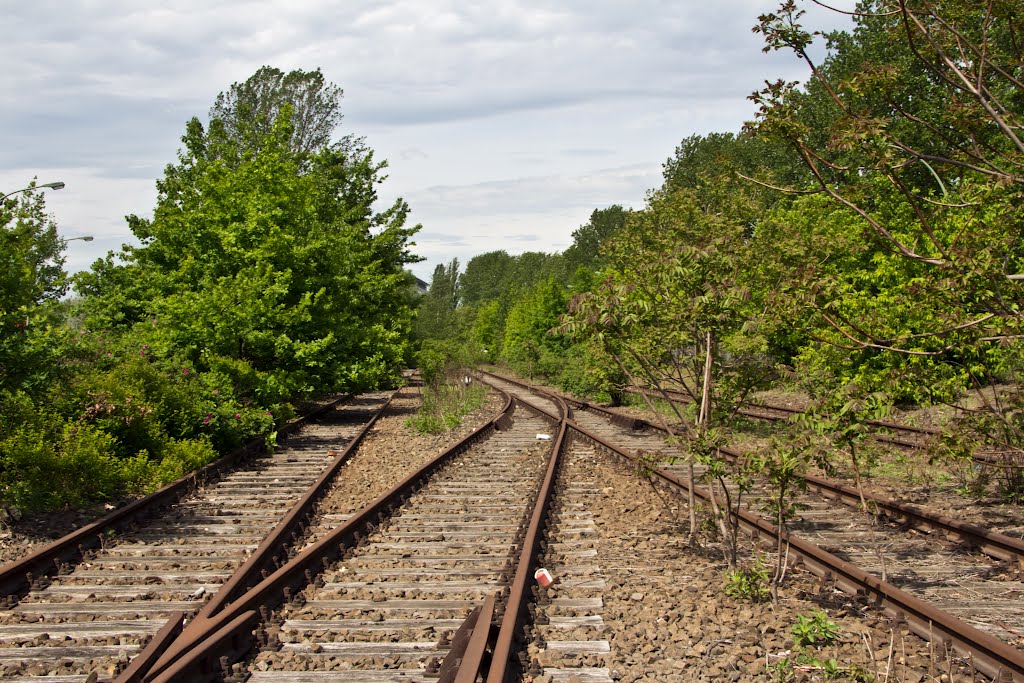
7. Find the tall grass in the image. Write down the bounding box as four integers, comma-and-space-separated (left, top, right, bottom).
406, 379, 487, 434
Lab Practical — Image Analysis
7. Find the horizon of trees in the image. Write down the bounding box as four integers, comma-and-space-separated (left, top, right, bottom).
416, 0, 1024, 512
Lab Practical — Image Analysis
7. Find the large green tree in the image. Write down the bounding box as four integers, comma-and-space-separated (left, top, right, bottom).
459, 251, 514, 308
78, 69, 419, 400
0, 185, 69, 394
561, 205, 628, 274
416, 259, 461, 342
748, 0, 1024, 458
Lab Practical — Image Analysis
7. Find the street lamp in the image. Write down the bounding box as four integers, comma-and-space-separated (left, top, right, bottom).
66, 236, 94, 243
1, 181, 65, 202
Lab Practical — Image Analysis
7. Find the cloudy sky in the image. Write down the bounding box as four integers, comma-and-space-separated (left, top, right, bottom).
1, 1, 855, 283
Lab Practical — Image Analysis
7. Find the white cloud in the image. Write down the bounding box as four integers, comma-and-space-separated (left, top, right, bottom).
0, 0, 858, 283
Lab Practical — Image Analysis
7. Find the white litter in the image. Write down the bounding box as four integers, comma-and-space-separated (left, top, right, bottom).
536, 434, 551, 440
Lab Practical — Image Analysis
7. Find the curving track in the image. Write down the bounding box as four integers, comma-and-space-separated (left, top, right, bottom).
0, 392, 392, 682
242, 400, 555, 680
481, 370, 1024, 682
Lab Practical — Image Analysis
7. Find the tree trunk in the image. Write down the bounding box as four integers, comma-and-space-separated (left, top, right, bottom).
697, 332, 718, 553
850, 442, 868, 511
615, 349, 695, 533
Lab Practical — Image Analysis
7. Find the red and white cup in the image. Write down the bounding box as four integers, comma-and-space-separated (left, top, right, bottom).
534, 567, 554, 587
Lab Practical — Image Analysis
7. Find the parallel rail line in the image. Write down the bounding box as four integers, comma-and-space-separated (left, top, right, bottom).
6, 371, 1021, 682
626, 385, 1020, 468
134, 385, 565, 682
0, 390, 394, 682
481, 370, 1024, 683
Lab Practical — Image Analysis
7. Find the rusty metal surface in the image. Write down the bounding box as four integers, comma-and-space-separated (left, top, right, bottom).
112, 612, 185, 683
140, 388, 519, 682
0, 394, 350, 601
489, 372, 1024, 682
194, 392, 395, 620
0, 393, 388, 682
570, 422, 1024, 682
146, 610, 259, 683
438, 603, 483, 682
436, 592, 498, 683
579, 398, 1024, 567
454, 593, 498, 683
485, 394, 569, 683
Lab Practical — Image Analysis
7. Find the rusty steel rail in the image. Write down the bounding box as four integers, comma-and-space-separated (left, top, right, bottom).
625, 384, 939, 445
0, 394, 350, 603
110, 392, 397, 683
437, 592, 498, 683
141, 389, 517, 683
484, 373, 1024, 681
625, 385, 1024, 463
191, 392, 395, 620
485, 393, 571, 683
483, 368, 1024, 569
569, 421, 1024, 682
798, 470, 1024, 566
566, 397, 1024, 567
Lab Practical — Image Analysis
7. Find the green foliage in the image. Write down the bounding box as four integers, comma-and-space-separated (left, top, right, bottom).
0, 185, 71, 396
1, 66, 418, 512
469, 300, 503, 362
415, 339, 471, 386
209, 66, 346, 159
502, 278, 569, 377
792, 611, 840, 648
561, 205, 628, 274
0, 421, 117, 510
556, 340, 627, 403
151, 438, 219, 487
77, 76, 418, 402
406, 381, 486, 434
747, 0, 1024, 452
416, 259, 460, 342
459, 251, 515, 308
723, 558, 770, 601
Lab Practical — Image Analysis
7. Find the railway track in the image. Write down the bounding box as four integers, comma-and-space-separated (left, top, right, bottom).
0, 391, 395, 681
481, 370, 1024, 682
241, 399, 555, 680
10, 369, 1020, 680
119, 384, 564, 682
625, 385, 947, 452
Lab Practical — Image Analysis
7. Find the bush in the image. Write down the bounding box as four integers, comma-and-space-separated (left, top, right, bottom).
406, 381, 487, 434
723, 559, 770, 601
152, 438, 219, 487
792, 611, 840, 648
0, 422, 124, 510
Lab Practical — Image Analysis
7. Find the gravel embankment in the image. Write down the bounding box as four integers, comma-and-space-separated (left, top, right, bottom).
527, 444, 972, 683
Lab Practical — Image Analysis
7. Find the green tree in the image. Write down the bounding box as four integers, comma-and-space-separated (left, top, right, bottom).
210, 66, 347, 160
459, 251, 514, 308
77, 72, 419, 400
416, 259, 461, 342
470, 300, 504, 361
749, 0, 1024, 459
561, 188, 777, 553
0, 185, 69, 394
751, 0, 1024, 346
562, 205, 628, 274
502, 278, 569, 378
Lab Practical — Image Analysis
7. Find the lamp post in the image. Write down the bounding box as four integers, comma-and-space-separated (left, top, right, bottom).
1, 181, 65, 202
65, 236, 94, 243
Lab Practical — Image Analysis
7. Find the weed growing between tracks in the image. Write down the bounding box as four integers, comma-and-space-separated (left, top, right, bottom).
405, 377, 487, 434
